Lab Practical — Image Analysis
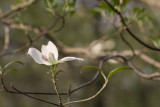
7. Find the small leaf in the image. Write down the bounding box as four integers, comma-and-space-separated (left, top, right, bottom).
90, 8, 101, 15
0, 65, 3, 74
99, 2, 113, 12
113, 0, 120, 6
121, 0, 130, 8
44, 0, 48, 6
100, 2, 108, 9
46, 8, 53, 13
68, 0, 76, 7
49, 0, 54, 4
81, 66, 107, 81
81, 66, 102, 73
55, 70, 64, 77
3, 61, 24, 70
3, 69, 17, 76
152, 36, 160, 48
124, 17, 129, 22
107, 67, 133, 79
44, 0, 53, 6
44, 0, 53, 8
53, 3, 58, 9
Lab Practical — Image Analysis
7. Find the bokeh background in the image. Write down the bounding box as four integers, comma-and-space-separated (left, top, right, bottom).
1, 0, 160, 107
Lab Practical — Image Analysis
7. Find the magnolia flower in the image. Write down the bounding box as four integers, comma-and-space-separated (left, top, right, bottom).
27, 41, 84, 65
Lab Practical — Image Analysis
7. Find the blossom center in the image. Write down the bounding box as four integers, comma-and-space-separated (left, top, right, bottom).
42, 55, 48, 61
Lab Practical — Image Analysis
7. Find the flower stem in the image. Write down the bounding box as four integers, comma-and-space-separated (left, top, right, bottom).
51, 65, 63, 107
52, 78, 63, 107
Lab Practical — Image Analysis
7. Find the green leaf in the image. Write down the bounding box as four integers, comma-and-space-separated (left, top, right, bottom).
53, 3, 58, 9
0, 65, 3, 74
44, 0, 53, 8
124, 17, 129, 22
44, 0, 54, 5
3, 61, 24, 70
99, 2, 113, 12
49, 0, 54, 4
3, 69, 17, 76
107, 67, 133, 80
44, 0, 48, 6
133, 8, 144, 17
81, 66, 107, 81
55, 70, 64, 77
68, 0, 76, 7
46, 8, 53, 13
100, 2, 108, 9
13, 0, 24, 7
113, 0, 120, 6
133, 8, 144, 15
90, 8, 101, 15
152, 36, 160, 48
121, 0, 130, 8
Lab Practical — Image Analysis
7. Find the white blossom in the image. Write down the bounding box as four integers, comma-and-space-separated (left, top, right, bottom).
27, 41, 84, 65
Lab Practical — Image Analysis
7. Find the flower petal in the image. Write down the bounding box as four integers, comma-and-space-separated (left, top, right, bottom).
41, 45, 50, 58
46, 41, 58, 60
27, 48, 51, 65
48, 52, 57, 64
58, 57, 84, 63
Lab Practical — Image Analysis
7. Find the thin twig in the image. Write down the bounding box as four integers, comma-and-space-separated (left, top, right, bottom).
103, 0, 160, 51
0, 72, 67, 95
67, 85, 72, 107
11, 84, 60, 106
63, 80, 108, 106
70, 71, 100, 94
120, 30, 135, 60
101, 55, 160, 80
53, 12, 66, 32
0, 25, 10, 55
0, 0, 36, 20
1, 19, 42, 34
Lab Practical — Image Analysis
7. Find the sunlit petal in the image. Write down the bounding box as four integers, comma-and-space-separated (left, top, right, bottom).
58, 57, 84, 63
47, 41, 58, 60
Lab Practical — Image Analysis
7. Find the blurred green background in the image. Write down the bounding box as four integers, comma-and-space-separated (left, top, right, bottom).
1, 0, 160, 107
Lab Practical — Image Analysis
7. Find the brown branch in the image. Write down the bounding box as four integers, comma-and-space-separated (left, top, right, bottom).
0, 9, 67, 57
101, 55, 160, 80
103, 0, 160, 51
53, 12, 66, 32
11, 84, 60, 106
1, 19, 42, 34
67, 85, 71, 107
0, 17, 64, 57
120, 30, 135, 60
0, 72, 67, 95
137, 53, 160, 69
0, 0, 36, 20
0, 25, 10, 55
3, 25, 10, 51
46, 34, 160, 70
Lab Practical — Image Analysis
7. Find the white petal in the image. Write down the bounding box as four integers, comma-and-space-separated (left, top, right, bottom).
48, 52, 57, 64
41, 45, 50, 58
27, 48, 51, 65
58, 57, 84, 63
46, 41, 58, 60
